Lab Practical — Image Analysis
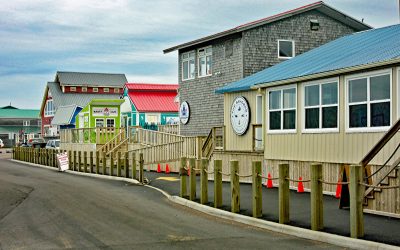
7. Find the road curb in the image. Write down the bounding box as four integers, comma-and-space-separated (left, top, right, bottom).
10, 159, 398, 250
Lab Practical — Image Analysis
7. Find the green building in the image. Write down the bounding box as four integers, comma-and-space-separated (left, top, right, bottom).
0, 105, 41, 146
75, 99, 124, 129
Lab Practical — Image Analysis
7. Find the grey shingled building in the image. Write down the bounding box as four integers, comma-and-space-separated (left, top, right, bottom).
164, 1, 371, 136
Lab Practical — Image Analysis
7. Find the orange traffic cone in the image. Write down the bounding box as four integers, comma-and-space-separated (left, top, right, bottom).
335, 178, 342, 199
297, 177, 304, 193
165, 164, 170, 174
264, 173, 273, 188
157, 163, 161, 173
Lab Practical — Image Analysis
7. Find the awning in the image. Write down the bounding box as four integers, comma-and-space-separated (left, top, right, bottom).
51, 105, 82, 126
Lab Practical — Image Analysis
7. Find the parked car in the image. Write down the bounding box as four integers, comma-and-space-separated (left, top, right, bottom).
31, 138, 47, 148
0, 139, 4, 148
45, 139, 60, 150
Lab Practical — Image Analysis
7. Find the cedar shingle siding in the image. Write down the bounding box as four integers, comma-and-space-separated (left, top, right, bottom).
178, 11, 358, 136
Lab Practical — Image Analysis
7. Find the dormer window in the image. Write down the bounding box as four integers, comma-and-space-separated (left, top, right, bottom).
70, 86, 76, 92
114, 88, 119, 93
82, 87, 87, 92
104, 88, 109, 93
93, 87, 98, 92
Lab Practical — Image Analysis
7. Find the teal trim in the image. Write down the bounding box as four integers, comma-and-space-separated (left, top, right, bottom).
139, 113, 145, 126
161, 113, 179, 125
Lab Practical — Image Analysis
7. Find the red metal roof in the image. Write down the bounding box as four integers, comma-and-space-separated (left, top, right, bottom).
125, 83, 178, 91
128, 91, 178, 112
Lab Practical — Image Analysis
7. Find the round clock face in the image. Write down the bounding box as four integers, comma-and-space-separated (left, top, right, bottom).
179, 101, 190, 125
230, 96, 250, 135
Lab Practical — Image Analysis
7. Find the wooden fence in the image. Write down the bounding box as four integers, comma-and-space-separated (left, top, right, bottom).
179, 158, 400, 239
60, 127, 126, 144
13, 147, 146, 183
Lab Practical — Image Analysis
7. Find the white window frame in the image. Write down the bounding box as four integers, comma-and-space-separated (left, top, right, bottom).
44, 99, 55, 117
104, 88, 109, 93
266, 84, 297, 134
198, 46, 212, 78
145, 113, 161, 124
302, 78, 339, 134
114, 88, 119, 93
95, 118, 104, 128
106, 118, 115, 128
23, 120, 30, 126
70, 86, 76, 92
397, 67, 400, 119
181, 51, 195, 81
82, 87, 87, 92
278, 39, 295, 59
93, 87, 98, 93
345, 69, 392, 133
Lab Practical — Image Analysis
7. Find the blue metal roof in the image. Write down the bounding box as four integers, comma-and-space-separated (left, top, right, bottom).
216, 24, 400, 94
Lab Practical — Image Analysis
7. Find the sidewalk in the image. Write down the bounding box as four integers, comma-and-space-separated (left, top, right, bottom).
144, 171, 400, 246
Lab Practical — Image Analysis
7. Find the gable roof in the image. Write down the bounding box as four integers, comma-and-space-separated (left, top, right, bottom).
55, 71, 127, 87
39, 82, 121, 116
216, 24, 400, 94
125, 83, 178, 91
163, 1, 371, 53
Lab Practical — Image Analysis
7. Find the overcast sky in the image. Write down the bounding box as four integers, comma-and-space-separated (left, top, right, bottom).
0, 0, 398, 109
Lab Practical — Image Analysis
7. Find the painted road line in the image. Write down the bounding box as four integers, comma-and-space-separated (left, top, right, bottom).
156, 177, 179, 181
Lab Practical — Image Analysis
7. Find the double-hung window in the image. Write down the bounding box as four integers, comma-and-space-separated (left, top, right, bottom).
268, 85, 296, 133
304, 79, 338, 132
347, 70, 391, 131
182, 51, 195, 80
198, 46, 212, 77
106, 118, 115, 128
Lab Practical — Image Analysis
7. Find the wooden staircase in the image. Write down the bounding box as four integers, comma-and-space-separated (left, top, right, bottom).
202, 126, 224, 158
358, 118, 400, 208
97, 129, 128, 158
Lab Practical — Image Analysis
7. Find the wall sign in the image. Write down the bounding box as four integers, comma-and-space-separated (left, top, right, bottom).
230, 96, 250, 135
179, 101, 190, 124
92, 107, 118, 117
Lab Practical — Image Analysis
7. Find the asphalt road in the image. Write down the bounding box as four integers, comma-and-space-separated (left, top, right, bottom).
0, 155, 342, 250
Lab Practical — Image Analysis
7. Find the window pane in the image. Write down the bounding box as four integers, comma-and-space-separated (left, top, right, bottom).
189, 52, 195, 58
322, 106, 337, 128
370, 74, 390, 101
283, 110, 295, 129
183, 61, 188, 79
305, 108, 319, 129
349, 104, 367, 127
371, 102, 390, 127
206, 55, 212, 75
189, 59, 195, 78
269, 91, 281, 110
305, 85, 319, 107
283, 88, 296, 109
269, 111, 281, 130
199, 57, 206, 76
279, 40, 293, 58
182, 53, 188, 59
206, 47, 212, 54
96, 119, 104, 127
322, 82, 337, 105
349, 78, 367, 103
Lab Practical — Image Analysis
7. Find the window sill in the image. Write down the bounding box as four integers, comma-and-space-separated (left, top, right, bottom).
267, 129, 297, 134
198, 74, 212, 79
346, 127, 390, 133
302, 128, 339, 134
182, 78, 195, 82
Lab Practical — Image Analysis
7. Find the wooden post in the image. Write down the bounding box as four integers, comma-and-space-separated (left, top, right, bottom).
139, 153, 144, 183
102, 154, 106, 175
350, 165, 364, 238
78, 151, 82, 172
189, 158, 196, 201
110, 154, 114, 176
40, 149, 43, 165
124, 152, 129, 178
132, 153, 137, 180
95, 151, 100, 174
180, 157, 188, 198
230, 160, 240, 213
311, 163, 323, 231
68, 151, 72, 170
214, 159, 222, 208
200, 158, 209, 204
279, 163, 290, 224
43, 149, 47, 166
83, 151, 88, 173
73, 151, 77, 171
89, 151, 94, 173
117, 152, 122, 177
252, 161, 262, 218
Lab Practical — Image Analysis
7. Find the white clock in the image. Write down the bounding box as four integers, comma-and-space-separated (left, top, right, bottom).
230, 96, 250, 135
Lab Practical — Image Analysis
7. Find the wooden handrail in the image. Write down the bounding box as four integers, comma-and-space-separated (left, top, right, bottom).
360, 118, 400, 167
